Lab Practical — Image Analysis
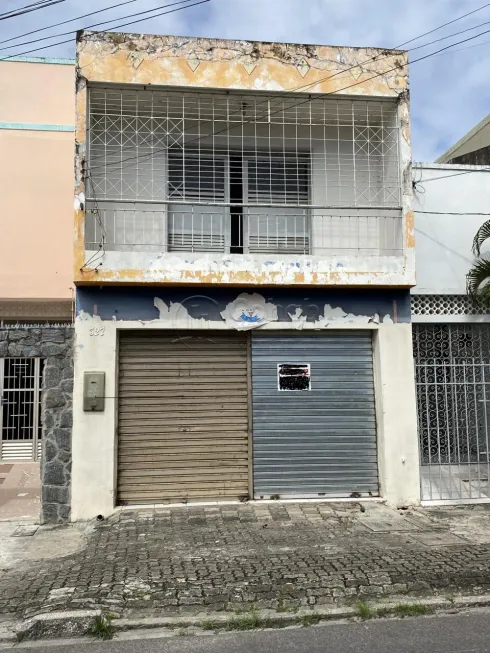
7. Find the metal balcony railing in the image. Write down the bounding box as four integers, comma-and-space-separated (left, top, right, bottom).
84, 202, 403, 256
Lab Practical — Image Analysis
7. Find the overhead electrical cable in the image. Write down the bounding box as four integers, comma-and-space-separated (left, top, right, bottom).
0, 0, 65, 21
0, 0, 141, 46
0, 0, 203, 52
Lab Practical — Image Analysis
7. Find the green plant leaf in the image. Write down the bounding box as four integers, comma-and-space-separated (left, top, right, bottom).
467, 257, 490, 304
473, 220, 490, 256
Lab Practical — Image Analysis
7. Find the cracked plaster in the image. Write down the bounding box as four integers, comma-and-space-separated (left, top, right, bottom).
74, 32, 413, 288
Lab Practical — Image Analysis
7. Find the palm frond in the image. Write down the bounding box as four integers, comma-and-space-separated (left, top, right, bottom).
472, 220, 490, 256
467, 256, 490, 303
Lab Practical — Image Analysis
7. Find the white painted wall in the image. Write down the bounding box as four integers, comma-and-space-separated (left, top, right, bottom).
413, 164, 490, 295
71, 320, 118, 521
71, 317, 420, 520
374, 324, 420, 507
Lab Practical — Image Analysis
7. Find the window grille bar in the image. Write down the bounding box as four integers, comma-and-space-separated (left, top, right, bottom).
0, 357, 43, 462
415, 324, 490, 502
86, 86, 402, 255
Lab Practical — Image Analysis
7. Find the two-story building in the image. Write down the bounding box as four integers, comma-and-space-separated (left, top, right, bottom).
71, 31, 419, 520
0, 56, 74, 522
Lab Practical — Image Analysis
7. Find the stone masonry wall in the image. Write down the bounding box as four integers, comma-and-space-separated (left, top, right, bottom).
0, 326, 74, 523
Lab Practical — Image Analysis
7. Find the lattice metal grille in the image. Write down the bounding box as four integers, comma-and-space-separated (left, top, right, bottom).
86, 85, 402, 255
411, 295, 488, 316
0, 358, 43, 461
414, 324, 490, 501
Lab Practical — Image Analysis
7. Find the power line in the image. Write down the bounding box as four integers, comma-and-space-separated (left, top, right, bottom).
415, 210, 490, 215
82, 4, 490, 170
416, 167, 490, 183
0, 0, 200, 53
427, 37, 490, 57
1, 0, 487, 186
0, 0, 65, 21
289, 7, 490, 97
89, 21, 490, 174
0, 0, 209, 62
290, 1, 490, 94
0, 0, 141, 47
395, 1, 490, 48
409, 17, 490, 53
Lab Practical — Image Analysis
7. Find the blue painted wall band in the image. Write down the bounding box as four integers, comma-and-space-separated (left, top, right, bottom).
0, 122, 75, 132
76, 287, 411, 324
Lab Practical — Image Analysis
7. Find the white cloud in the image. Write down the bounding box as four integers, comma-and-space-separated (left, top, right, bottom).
1, 0, 489, 160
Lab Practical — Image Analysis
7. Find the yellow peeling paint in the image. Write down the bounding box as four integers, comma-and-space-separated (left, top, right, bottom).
74, 264, 414, 288
74, 32, 413, 289
404, 209, 415, 249
77, 34, 408, 98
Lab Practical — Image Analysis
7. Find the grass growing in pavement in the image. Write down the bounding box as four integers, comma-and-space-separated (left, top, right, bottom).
201, 619, 221, 631
201, 600, 433, 633
299, 613, 322, 627
393, 603, 431, 618
177, 628, 193, 636
89, 614, 115, 640
356, 600, 375, 620
225, 610, 272, 631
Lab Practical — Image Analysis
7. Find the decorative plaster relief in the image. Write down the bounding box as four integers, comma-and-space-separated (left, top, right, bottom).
296, 58, 310, 77
221, 293, 277, 330
350, 65, 363, 81
186, 53, 201, 72
242, 56, 258, 75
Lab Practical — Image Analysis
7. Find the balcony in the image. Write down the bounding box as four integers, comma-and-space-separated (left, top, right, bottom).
78, 85, 412, 287
85, 202, 403, 257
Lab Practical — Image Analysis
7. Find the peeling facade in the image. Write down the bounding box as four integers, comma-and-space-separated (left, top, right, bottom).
71, 31, 420, 520
74, 31, 414, 288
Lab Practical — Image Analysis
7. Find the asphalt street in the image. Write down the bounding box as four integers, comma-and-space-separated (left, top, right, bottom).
6, 610, 490, 653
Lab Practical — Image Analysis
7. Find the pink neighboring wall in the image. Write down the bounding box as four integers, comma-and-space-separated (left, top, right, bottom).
0, 60, 74, 300
0, 60, 74, 125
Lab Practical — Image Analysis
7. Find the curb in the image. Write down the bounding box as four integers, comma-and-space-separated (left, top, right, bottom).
11, 593, 490, 641
112, 594, 490, 633
16, 610, 101, 642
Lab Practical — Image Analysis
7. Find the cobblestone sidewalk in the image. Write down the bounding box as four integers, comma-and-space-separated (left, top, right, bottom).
2, 501, 490, 621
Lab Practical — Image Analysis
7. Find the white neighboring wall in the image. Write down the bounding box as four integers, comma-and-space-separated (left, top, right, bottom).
413, 163, 490, 295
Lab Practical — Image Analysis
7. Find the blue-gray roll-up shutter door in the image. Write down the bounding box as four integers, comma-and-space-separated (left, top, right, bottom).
251, 332, 378, 498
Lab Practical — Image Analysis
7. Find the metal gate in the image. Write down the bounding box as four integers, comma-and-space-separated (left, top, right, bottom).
251, 332, 378, 499
117, 331, 250, 505
414, 324, 490, 501
0, 358, 43, 461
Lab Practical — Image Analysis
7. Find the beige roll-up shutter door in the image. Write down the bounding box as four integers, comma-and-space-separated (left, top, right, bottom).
117, 331, 249, 505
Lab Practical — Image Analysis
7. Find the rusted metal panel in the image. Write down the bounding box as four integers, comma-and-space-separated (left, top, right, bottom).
117, 331, 249, 505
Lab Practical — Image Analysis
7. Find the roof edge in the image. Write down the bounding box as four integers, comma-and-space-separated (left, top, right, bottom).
435, 113, 490, 163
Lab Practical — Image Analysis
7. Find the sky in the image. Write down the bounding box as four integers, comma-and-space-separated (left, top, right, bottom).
1, 0, 489, 162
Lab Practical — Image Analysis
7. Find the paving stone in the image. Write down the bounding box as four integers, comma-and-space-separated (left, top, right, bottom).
11, 525, 38, 537
2, 503, 490, 620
